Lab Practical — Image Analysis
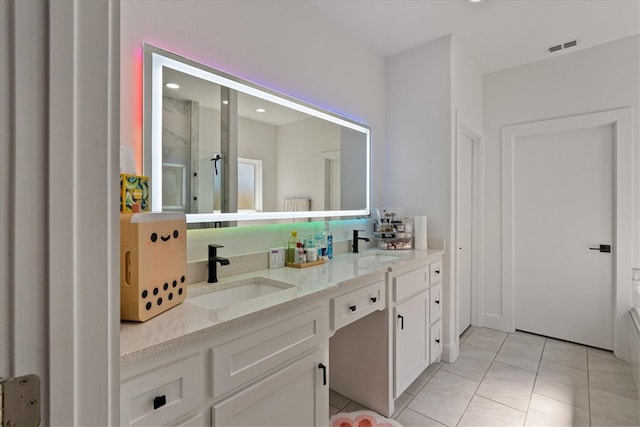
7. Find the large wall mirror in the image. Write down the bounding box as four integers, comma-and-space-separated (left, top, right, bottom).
143, 44, 371, 227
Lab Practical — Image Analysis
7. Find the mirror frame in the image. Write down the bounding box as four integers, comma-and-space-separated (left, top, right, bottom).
143, 44, 371, 224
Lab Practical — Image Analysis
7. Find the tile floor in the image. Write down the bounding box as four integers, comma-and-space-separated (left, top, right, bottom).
329, 327, 640, 426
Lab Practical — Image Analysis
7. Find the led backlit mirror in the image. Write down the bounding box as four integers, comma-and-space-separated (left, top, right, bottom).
143, 44, 370, 226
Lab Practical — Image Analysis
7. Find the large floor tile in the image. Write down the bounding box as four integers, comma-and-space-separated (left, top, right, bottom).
457, 395, 526, 427
392, 392, 413, 418
476, 361, 536, 411
464, 327, 508, 352
590, 387, 640, 426
534, 360, 589, 410
408, 369, 478, 426
496, 332, 545, 372
329, 389, 350, 410
405, 362, 441, 395
524, 393, 589, 427
329, 404, 341, 417
588, 351, 638, 400
395, 408, 446, 427
542, 339, 588, 371
440, 343, 496, 382
342, 400, 369, 413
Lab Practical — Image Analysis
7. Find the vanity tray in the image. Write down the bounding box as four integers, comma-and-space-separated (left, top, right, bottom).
285, 259, 327, 269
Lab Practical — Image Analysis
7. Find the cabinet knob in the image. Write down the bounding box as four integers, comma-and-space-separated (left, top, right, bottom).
318, 363, 327, 386
435, 268, 440, 274
434, 299, 440, 305
435, 338, 440, 344
153, 395, 167, 410
397, 314, 404, 330
349, 305, 357, 312
370, 297, 377, 303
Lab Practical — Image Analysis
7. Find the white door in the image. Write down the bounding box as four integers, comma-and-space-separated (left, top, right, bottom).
457, 131, 473, 336
513, 124, 613, 350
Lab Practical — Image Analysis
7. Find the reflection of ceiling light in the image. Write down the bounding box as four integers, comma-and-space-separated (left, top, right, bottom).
165, 82, 180, 89
222, 100, 229, 105
469, 0, 481, 2
255, 108, 266, 113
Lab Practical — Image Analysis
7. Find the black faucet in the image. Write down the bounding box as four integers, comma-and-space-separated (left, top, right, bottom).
352, 229, 370, 253
208, 243, 230, 283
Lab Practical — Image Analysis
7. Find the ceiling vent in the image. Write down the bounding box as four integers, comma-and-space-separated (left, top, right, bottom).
546, 39, 580, 54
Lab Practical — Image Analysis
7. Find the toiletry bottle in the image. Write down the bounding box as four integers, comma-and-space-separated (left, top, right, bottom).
287, 231, 300, 264
315, 233, 325, 259
324, 222, 333, 259
305, 235, 317, 262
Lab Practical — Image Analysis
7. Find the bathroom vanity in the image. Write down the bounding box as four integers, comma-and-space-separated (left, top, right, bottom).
120, 244, 444, 426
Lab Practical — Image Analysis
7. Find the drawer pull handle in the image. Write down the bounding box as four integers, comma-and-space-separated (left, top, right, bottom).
349, 305, 357, 312
435, 338, 440, 344
318, 363, 327, 386
370, 297, 377, 303
153, 395, 167, 410
435, 268, 440, 274
398, 314, 404, 330
434, 299, 440, 305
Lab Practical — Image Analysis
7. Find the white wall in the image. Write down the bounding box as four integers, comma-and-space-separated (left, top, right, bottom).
385, 35, 458, 361
121, 1, 385, 259
452, 38, 483, 134
482, 35, 640, 328
385, 36, 452, 233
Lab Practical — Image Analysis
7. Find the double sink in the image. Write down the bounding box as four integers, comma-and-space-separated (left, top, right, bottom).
187, 250, 407, 311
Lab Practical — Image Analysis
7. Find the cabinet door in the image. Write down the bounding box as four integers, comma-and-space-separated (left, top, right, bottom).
394, 290, 429, 397
212, 349, 328, 427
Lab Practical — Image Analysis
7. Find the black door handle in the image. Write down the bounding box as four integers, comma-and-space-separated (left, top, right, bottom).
349, 305, 357, 312
398, 314, 404, 330
370, 296, 377, 303
318, 363, 327, 386
589, 244, 611, 253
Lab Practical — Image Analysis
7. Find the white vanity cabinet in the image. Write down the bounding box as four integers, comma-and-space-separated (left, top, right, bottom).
120, 301, 329, 427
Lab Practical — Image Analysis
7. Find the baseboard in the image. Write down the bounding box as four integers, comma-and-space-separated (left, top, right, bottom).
442, 342, 459, 364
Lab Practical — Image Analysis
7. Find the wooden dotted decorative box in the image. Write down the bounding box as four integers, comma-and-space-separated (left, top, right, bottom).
120, 212, 186, 322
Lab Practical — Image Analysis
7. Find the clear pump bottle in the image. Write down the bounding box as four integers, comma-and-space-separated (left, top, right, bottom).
287, 231, 300, 264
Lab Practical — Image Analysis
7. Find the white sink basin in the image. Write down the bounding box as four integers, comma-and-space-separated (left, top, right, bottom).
355, 251, 406, 268
188, 278, 294, 310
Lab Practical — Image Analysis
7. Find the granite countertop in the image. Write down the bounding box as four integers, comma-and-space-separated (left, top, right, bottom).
120, 247, 445, 365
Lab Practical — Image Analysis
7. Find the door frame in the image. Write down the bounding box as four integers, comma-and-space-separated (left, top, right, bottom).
501, 108, 632, 359
455, 113, 485, 338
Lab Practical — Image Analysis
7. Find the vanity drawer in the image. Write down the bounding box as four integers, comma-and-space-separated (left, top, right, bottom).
429, 282, 442, 324
120, 353, 204, 426
429, 260, 443, 285
332, 279, 385, 330
211, 305, 325, 399
430, 320, 442, 363
393, 266, 428, 302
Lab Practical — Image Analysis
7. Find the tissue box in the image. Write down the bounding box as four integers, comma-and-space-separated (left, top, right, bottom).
120, 173, 150, 212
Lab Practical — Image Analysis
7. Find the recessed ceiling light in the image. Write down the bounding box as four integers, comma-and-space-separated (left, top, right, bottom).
469, 0, 482, 3
255, 108, 266, 113
165, 82, 180, 89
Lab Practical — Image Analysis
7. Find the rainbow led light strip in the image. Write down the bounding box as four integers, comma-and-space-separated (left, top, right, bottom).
144, 44, 371, 223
